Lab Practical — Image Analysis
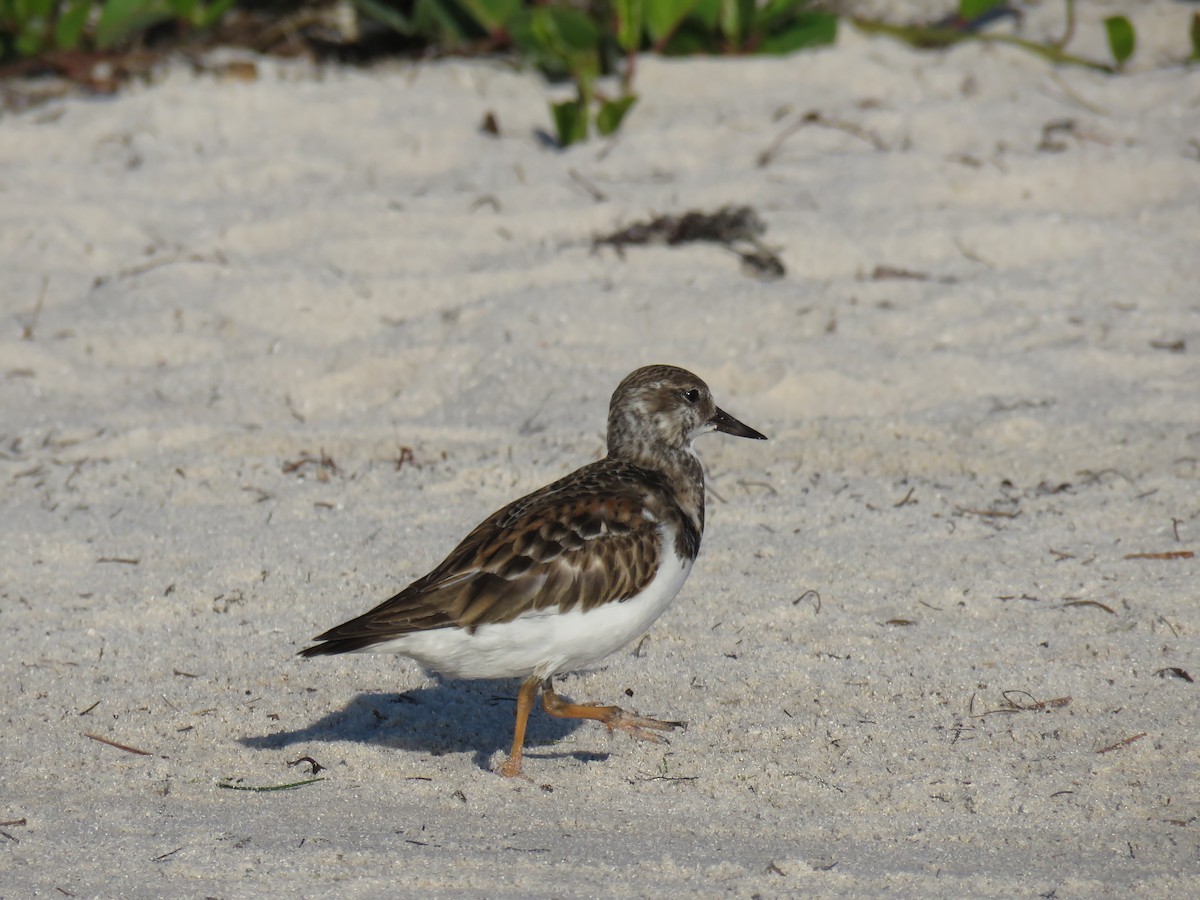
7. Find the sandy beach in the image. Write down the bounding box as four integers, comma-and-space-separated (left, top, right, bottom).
2, 3, 1199, 895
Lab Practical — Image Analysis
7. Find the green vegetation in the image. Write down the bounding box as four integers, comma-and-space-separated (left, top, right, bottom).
851, 1, 1142, 76
1, 0, 235, 56
0, 1, 1183, 145
1102, 14, 1134, 70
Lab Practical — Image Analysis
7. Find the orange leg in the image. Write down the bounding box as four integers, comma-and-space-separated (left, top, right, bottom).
498, 676, 541, 778
540, 678, 684, 743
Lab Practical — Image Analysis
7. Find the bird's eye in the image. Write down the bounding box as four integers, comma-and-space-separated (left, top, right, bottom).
683, 388, 701, 404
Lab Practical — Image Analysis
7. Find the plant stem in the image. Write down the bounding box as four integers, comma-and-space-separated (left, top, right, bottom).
851, 17, 1114, 74
1054, 0, 1077, 51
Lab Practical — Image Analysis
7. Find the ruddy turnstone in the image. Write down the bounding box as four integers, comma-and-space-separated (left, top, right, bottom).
300, 364, 766, 776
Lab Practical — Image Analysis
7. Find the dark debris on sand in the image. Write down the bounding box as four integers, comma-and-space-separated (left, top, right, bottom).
593, 205, 786, 280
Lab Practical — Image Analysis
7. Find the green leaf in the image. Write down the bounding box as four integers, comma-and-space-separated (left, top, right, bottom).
194, 0, 237, 28
596, 94, 637, 135
758, 11, 837, 54
413, 0, 472, 45
755, 0, 805, 33
458, 0, 520, 35
7, 0, 49, 55
165, 0, 195, 21
6, 0, 48, 44
644, 0, 700, 45
658, 22, 715, 55
12, 0, 53, 19
14, 29, 45, 58
614, 0, 643, 53
508, 11, 558, 74
1104, 15, 1135, 67
690, 0, 720, 30
352, 0, 415, 35
511, 7, 599, 85
53, 0, 92, 49
958, 0, 1003, 21
718, 0, 755, 48
95, 0, 173, 48
551, 97, 589, 147
541, 6, 599, 53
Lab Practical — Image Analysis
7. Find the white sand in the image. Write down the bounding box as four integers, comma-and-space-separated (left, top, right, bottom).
2, 6, 1199, 895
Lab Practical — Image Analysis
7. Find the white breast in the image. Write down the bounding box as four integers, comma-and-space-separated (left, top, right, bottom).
364, 543, 695, 681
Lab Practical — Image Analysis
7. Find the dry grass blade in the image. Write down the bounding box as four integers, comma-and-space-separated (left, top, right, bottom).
21, 276, 47, 340
956, 507, 1019, 519
1062, 599, 1116, 614
218, 778, 326, 792
1123, 551, 1194, 560
972, 691, 1072, 719
84, 732, 151, 756
1095, 732, 1147, 754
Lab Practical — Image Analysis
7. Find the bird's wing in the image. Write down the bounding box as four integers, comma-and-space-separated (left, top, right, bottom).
301, 466, 665, 653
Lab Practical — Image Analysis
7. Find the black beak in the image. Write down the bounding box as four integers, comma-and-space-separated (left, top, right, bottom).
711, 407, 768, 441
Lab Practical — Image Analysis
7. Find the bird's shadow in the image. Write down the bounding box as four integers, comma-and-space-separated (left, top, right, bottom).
239, 678, 611, 773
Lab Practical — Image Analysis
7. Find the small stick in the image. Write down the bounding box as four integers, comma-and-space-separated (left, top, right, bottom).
1095, 732, 1147, 754
22, 276, 47, 340
84, 732, 151, 756
793, 589, 821, 613
758, 111, 886, 167
568, 168, 607, 202
1054, 0, 1077, 49
1063, 599, 1115, 614
1157, 615, 1180, 637
1000, 691, 1071, 711
956, 507, 1018, 519
1123, 551, 1193, 560
218, 778, 325, 792
1036, 696, 1072, 709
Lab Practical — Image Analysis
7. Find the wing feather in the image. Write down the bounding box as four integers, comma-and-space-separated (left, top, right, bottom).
299, 461, 667, 655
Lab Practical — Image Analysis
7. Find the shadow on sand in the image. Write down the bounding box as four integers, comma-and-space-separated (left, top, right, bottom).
239, 678, 612, 773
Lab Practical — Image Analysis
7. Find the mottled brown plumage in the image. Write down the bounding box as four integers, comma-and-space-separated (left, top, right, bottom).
299, 364, 766, 776
301, 460, 675, 651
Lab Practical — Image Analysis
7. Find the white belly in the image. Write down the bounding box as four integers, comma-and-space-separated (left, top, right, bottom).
365, 552, 694, 680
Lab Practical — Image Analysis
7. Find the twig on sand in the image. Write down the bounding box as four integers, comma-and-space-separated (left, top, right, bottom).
1062, 599, 1116, 614
1095, 732, 1147, 754
793, 589, 821, 613
84, 733, 151, 756
21, 276, 47, 340
218, 777, 325, 792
